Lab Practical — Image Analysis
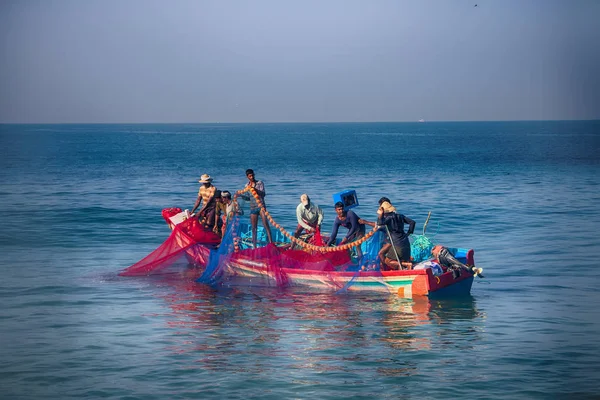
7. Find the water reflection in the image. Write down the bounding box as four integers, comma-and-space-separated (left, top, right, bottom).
146, 278, 485, 376
427, 296, 486, 351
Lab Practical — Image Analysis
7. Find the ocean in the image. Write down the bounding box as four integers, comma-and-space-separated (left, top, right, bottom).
1, 121, 599, 399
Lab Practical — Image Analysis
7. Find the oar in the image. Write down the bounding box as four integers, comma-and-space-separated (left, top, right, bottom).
423, 211, 431, 235
384, 225, 404, 269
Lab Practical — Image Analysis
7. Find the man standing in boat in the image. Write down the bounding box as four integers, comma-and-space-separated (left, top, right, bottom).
325, 202, 374, 259
243, 169, 273, 248
294, 194, 324, 238
191, 173, 218, 230
376, 197, 416, 270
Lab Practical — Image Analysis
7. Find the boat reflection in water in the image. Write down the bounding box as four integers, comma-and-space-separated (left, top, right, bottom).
144, 278, 485, 376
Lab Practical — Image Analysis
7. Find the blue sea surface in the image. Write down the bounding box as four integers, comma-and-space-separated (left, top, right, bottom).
1, 121, 600, 399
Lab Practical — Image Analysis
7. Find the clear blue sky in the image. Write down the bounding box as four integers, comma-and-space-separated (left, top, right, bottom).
1, 0, 599, 123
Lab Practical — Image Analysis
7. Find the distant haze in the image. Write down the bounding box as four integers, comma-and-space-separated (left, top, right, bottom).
1, 0, 599, 123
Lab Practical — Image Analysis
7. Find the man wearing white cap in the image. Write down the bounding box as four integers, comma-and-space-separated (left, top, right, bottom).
294, 194, 324, 238
191, 174, 218, 230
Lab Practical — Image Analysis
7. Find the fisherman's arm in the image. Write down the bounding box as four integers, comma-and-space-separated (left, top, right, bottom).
377, 213, 391, 228
344, 212, 360, 241
191, 196, 202, 214
317, 206, 324, 227
404, 215, 416, 235
326, 220, 340, 246
240, 186, 251, 201
359, 218, 376, 228
253, 181, 266, 198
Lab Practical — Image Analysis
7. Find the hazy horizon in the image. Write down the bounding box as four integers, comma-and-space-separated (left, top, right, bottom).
1, 0, 599, 123
2, 119, 600, 125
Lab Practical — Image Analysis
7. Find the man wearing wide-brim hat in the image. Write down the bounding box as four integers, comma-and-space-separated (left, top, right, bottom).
191, 174, 218, 230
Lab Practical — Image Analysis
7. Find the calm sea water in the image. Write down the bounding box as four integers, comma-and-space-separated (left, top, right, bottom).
1, 121, 600, 399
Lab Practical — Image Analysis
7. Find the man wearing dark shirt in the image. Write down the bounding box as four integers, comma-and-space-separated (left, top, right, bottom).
326, 202, 367, 246
376, 197, 416, 269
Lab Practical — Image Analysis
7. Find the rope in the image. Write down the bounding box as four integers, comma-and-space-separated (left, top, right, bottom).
232, 187, 376, 253
423, 211, 431, 235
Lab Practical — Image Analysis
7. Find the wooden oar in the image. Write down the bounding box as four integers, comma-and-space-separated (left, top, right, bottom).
423, 211, 431, 236
384, 225, 404, 269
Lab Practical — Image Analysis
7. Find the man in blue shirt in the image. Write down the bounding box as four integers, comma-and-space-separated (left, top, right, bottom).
326, 202, 370, 247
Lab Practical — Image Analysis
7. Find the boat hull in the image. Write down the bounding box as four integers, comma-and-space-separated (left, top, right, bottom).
225, 254, 474, 298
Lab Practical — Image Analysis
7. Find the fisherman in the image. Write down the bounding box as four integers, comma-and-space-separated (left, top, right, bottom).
191, 173, 218, 230
218, 190, 242, 238
211, 190, 224, 236
221, 191, 242, 221
376, 197, 416, 270
242, 169, 273, 248
325, 202, 375, 260
294, 194, 324, 238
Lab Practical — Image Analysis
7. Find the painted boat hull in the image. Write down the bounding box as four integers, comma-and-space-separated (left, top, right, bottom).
225, 253, 474, 298
164, 209, 477, 297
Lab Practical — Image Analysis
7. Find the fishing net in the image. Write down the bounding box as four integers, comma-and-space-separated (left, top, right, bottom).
119, 208, 221, 277
121, 188, 444, 295
411, 234, 435, 263
197, 187, 395, 293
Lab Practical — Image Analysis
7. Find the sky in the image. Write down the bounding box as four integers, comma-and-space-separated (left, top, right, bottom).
0, 0, 599, 123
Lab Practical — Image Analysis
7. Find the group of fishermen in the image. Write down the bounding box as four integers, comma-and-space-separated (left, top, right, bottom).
189, 169, 471, 273
190, 169, 272, 248
295, 193, 416, 270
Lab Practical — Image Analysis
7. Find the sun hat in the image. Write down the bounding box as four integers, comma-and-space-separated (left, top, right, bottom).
198, 174, 213, 183
300, 193, 310, 206
380, 201, 396, 213
378, 197, 391, 205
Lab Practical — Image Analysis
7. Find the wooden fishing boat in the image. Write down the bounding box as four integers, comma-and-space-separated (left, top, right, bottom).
222, 244, 477, 298
122, 202, 482, 300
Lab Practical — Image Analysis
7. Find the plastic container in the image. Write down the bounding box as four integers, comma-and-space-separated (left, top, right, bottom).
332, 190, 359, 210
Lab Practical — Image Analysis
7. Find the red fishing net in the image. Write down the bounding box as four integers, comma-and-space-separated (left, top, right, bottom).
119, 209, 221, 277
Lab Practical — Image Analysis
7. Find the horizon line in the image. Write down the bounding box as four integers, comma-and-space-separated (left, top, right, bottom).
1, 118, 599, 125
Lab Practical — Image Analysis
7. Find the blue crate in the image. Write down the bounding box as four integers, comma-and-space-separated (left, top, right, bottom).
332, 190, 359, 211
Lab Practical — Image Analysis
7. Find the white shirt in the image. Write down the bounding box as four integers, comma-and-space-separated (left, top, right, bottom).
296, 202, 324, 230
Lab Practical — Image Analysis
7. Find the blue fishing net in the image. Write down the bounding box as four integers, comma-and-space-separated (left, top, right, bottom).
195, 191, 393, 292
